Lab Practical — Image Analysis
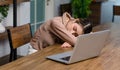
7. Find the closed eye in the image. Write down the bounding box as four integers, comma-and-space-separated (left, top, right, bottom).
73, 25, 77, 31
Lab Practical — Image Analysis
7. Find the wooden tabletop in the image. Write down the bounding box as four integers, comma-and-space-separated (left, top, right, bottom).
0, 39, 120, 70
0, 23, 119, 70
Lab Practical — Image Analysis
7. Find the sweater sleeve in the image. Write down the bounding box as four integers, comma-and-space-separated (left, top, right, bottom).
50, 20, 77, 46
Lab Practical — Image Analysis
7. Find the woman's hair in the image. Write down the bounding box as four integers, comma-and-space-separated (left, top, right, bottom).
79, 18, 93, 34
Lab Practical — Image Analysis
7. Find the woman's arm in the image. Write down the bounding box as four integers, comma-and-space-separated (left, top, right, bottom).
61, 42, 72, 48
50, 20, 77, 46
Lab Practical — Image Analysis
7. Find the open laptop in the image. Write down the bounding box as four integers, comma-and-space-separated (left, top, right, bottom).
46, 30, 110, 64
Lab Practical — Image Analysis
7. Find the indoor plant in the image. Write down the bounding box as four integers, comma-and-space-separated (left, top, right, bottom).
71, 0, 92, 18
0, 5, 9, 33
71, 0, 93, 34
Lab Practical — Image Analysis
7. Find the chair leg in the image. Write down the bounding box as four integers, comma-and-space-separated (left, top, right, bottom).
13, 49, 17, 60
9, 50, 13, 62
112, 16, 114, 22
9, 49, 17, 62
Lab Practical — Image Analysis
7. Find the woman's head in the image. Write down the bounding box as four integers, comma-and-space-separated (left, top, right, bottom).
66, 19, 84, 37
79, 18, 93, 34
72, 23, 84, 36
62, 12, 92, 36
67, 18, 92, 37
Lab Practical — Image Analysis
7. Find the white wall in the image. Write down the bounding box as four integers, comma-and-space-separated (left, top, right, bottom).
45, 0, 54, 21
5, 2, 30, 26
54, 0, 71, 17
101, 1, 114, 23
101, 0, 120, 23
0, 40, 10, 57
19, 2, 30, 26
0, 2, 30, 57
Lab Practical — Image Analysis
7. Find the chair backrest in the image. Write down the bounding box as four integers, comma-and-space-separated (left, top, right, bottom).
59, 3, 72, 16
112, 5, 120, 22
7, 24, 32, 49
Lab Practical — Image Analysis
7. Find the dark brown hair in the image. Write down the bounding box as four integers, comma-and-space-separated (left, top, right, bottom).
79, 18, 93, 34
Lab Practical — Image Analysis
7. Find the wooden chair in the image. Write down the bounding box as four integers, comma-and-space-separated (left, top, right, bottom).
7, 24, 32, 62
59, 3, 72, 16
112, 5, 120, 22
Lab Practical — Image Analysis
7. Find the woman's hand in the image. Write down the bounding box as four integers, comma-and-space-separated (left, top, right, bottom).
61, 42, 72, 48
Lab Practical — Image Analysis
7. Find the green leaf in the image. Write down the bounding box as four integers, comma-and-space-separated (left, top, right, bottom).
71, 0, 92, 18
0, 5, 9, 19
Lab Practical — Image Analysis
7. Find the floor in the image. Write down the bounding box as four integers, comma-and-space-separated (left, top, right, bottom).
0, 55, 22, 66
0, 55, 9, 66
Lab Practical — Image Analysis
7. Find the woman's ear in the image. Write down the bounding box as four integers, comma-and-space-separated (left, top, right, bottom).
74, 18, 80, 23
62, 12, 72, 25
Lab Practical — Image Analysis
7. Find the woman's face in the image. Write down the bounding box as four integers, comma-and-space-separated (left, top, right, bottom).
71, 23, 83, 37
67, 21, 83, 37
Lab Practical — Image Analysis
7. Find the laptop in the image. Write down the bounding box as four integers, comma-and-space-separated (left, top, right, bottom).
46, 30, 110, 64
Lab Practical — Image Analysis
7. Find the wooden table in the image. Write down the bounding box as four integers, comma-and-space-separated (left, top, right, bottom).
0, 39, 120, 70
0, 23, 119, 70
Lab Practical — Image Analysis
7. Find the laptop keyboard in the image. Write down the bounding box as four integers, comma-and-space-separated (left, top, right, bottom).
61, 56, 71, 61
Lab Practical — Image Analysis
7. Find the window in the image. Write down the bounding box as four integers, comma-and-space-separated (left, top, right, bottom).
30, 0, 45, 35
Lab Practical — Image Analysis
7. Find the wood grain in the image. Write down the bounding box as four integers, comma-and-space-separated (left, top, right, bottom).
0, 0, 29, 6
8, 24, 31, 49
0, 23, 120, 70
89, 2, 101, 26
0, 42, 120, 70
113, 5, 120, 15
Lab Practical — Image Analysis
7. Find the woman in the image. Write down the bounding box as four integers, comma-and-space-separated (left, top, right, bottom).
29, 12, 92, 54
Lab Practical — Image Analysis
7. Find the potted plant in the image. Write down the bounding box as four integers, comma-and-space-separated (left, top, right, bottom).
71, 0, 93, 34
71, 0, 92, 18
0, 5, 9, 33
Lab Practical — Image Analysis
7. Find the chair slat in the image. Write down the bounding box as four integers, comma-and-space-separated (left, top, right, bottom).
8, 24, 32, 49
